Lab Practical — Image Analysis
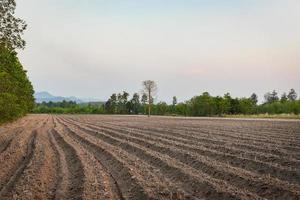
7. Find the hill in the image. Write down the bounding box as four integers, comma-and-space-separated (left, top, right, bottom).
34, 91, 83, 103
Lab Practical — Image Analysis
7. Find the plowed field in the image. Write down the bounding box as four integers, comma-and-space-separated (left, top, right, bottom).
0, 114, 299, 200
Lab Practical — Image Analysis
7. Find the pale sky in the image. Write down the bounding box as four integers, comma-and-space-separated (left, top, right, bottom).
16, 0, 300, 102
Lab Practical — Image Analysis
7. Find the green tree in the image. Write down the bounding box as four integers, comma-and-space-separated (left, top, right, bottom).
130, 93, 140, 114
287, 89, 297, 101
264, 90, 279, 104
172, 96, 177, 106
0, 45, 34, 123
280, 93, 288, 102
250, 93, 258, 105
0, 0, 34, 123
105, 93, 117, 113
117, 91, 129, 114
0, 0, 27, 50
189, 92, 216, 116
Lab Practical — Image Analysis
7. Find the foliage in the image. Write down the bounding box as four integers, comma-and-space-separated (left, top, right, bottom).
0, 0, 34, 124
32, 101, 105, 114
33, 89, 300, 118
0, 44, 34, 123
0, 0, 27, 50
287, 89, 297, 101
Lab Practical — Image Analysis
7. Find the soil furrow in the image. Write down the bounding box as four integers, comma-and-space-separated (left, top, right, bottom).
50, 128, 85, 200
0, 138, 13, 154
0, 130, 37, 198
59, 117, 261, 200
52, 117, 124, 200
96, 116, 300, 148
68, 116, 300, 162
54, 118, 151, 200
63, 117, 300, 184
100, 120, 300, 159
61, 117, 300, 199
1, 114, 299, 200
80, 118, 300, 168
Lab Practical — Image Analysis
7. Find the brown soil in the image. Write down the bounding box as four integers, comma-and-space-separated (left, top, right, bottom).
0, 114, 299, 200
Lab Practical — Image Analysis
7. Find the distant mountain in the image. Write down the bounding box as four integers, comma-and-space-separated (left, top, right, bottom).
34, 91, 83, 103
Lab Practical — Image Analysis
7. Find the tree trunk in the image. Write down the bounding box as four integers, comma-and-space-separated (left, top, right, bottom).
148, 90, 151, 117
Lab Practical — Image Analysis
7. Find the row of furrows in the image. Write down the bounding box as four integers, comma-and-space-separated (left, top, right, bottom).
0, 131, 37, 198
90, 116, 300, 141
58, 117, 245, 200
0, 118, 34, 153
0, 117, 29, 135
60, 117, 300, 199
49, 127, 85, 200
2, 115, 128, 200
0, 116, 79, 200
102, 119, 300, 154
8, 116, 60, 200
145, 118, 299, 137
1, 114, 298, 199
65, 117, 300, 178
75, 116, 300, 156
165, 124, 300, 151
56, 116, 205, 200
52, 117, 125, 200
57, 116, 264, 200
101, 117, 300, 149
96, 119, 300, 162
0, 138, 13, 154
0, 117, 47, 194
53, 117, 152, 200
0, 116, 55, 199
177, 121, 300, 140
82, 119, 300, 168
69, 118, 300, 195
0, 121, 35, 155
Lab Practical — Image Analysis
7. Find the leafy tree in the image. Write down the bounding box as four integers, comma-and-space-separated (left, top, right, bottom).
175, 102, 188, 116
0, 0, 34, 123
141, 93, 147, 105
172, 96, 177, 106
239, 98, 254, 114
214, 96, 226, 116
171, 96, 177, 113
130, 93, 140, 114
0, 0, 27, 50
153, 102, 168, 115
250, 93, 258, 105
280, 93, 288, 102
33, 90, 300, 117
264, 90, 279, 104
105, 93, 117, 113
33, 101, 105, 114
0, 44, 34, 123
117, 91, 129, 114
287, 89, 297, 101
223, 93, 232, 114
189, 92, 216, 116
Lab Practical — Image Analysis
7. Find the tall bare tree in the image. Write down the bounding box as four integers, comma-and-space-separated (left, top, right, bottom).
142, 80, 157, 117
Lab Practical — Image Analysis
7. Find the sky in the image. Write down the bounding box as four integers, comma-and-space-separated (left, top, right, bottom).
15, 0, 300, 102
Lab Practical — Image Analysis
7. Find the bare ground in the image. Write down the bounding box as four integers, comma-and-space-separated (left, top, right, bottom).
0, 114, 299, 200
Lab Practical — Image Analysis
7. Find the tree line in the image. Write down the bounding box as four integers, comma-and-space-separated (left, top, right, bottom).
33, 88, 300, 116
0, 0, 34, 124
